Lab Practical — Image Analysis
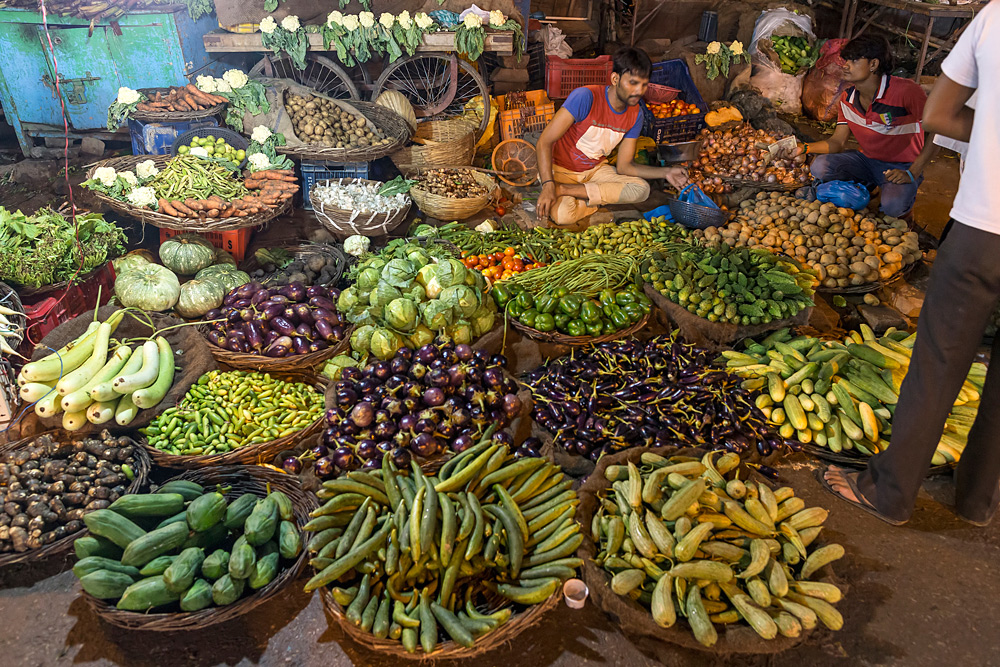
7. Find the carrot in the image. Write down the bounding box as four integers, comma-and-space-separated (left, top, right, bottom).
206, 209, 220, 217
172, 201, 195, 217
184, 198, 206, 212
185, 84, 214, 105
207, 195, 226, 205
172, 98, 191, 112
244, 180, 265, 190
254, 170, 298, 182
157, 199, 180, 216
219, 208, 234, 218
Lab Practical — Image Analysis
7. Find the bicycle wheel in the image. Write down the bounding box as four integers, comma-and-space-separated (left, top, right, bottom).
371, 54, 490, 136
249, 54, 360, 100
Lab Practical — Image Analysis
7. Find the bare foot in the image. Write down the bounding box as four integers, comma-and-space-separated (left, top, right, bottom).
823, 465, 865, 504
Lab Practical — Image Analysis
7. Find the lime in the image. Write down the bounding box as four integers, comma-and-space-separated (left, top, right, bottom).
216, 137, 226, 144
236, 150, 246, 160
177, 145, 190, 154
204, 146, 215, 155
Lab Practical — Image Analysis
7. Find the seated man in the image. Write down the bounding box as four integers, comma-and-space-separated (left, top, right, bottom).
536, 47, 687, 227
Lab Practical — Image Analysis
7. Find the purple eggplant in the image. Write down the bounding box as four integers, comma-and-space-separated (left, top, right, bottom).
313, 456, 336, 479
295, 323, 313, 338
309, 296, 337, 312
265, 336, 293, 357
244, 320, 265, 351
282, 456, 303, 475
271, 316, 296, 337
332, 447, 359, 471
207, 330, 227, 347
292, 336, 311, 355
309, 341, 330, 353
350, 402, 375, 427
284, 282, 307, 302
292, 303, 314, 325
251, 288, 271, 306
341, 367, 362, 382
423, 388, 445, 407
307, 285, 329, 299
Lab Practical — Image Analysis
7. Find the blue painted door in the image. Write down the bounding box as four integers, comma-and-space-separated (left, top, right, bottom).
35, 25, 121, 130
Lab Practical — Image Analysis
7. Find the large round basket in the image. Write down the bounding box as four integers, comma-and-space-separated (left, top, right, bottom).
507, 312, 650, 346
390, 118, 477, 176
81, 465, 315, 631
203, 326, 352, 373
719, 175, 805, 193
0, 432, 151, 569
320, 583, 560, 660
239, 242, 352, 287
310, 178, 411, 239
84, 155, 292, 232
278, 101, 412, 163
131, 87, 226, 122
409, 170, 497, 221
139, 371, 327, 469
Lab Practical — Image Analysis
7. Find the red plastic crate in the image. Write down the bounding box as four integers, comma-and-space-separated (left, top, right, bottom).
545, 55, 613, 99
20, 263, 116, 349
159, 227, 254, 263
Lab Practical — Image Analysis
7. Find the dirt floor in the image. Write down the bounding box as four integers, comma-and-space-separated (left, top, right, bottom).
0, 124, 985, 667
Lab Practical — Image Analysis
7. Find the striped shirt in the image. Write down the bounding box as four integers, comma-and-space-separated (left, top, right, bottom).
837, 74, 926, 163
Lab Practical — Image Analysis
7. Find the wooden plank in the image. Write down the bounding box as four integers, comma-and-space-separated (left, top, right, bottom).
856, 0, 979, 18
202, 30, 513, 55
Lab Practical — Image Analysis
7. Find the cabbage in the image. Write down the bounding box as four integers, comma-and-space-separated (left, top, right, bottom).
371, 283, 402, 309
439, 285, 479, 318
407, 323, 435, 348
381, 258, 417, 288
346, 306, 378, 327
356, 267, 381, 291
338, 286, 361, 311
421, 300, 454, 331
471, 305, 496, 337
321, 354, 359, 380
440, 259, 468, 288
447, 319, 473, 345
350, 325, 376, 353
411, 223, 438, 237
365, 257, 387, 272
385, 297, 418, 332
416, 263, 436, 288
370, 328, 404, 360
407, 248, 431, 269
407, 283, 427, 302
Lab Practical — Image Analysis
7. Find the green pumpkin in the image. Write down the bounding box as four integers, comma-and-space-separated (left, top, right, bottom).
175, 278, 225, 319
213, 249, 238, 267
115, 264, 181, 312
212, 270, 251, 292
159, 234, 216, 275
112, 253, 151, 276
195, 264, 237, 280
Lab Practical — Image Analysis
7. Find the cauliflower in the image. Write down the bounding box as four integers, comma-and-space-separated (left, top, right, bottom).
379, 13, 394, 30
706, 41, 721, 55
359, 12, 375, 29
343, 14, 360, 31
260, 16, 277, 34
118, 171, 138, 188
414, 12, 433, 30
280, 15, 300, 32
248, 153, 271, 171
189, 146, 209, 158
475, 220, 495, 233
730, 40, 744, 55
93, 167, 117, 188
397, 10, 412, 29
463, 13, 483, 30
196, 75, 218, 93
344, 234, 371, 257
222, 69, 249, 90
116, 87, 140, 105
214, 80, 232, 94
136, 160, 159, 179
126, 186, 157, 209
327, 10, 343, 27
489, 10, 506, 27
251, 125, 273, 143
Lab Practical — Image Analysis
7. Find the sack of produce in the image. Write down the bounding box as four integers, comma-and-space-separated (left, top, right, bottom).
748, 9, 818, 116
802, 39, 849, 122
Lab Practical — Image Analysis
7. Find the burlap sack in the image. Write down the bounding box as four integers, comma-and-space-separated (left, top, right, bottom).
30, 305, 217, 435
575, 445, 817, 654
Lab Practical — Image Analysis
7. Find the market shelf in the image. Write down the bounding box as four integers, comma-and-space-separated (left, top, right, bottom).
202, 30, 514, 55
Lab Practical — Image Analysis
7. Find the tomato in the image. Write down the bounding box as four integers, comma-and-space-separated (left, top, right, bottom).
496, 205, 507, 216
504, 247, 515, 256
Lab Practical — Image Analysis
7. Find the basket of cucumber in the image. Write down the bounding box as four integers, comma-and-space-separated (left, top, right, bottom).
78, 465, 315, 631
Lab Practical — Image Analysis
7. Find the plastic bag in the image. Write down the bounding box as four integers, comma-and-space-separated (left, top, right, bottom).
749, 67, 805, 115
802, 38, 848, 122
748, 8, 815, 115
749, 9, 815, 56
535, 25, 573, 59
678, 184, 719, 209
816, 181, 870, 210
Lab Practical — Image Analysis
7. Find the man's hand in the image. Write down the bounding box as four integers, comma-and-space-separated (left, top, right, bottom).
536, 181, 557, 221
663, 166, 689, 190
883, 169, 914, 185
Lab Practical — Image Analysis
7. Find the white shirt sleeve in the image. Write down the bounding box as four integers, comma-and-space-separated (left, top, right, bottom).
941, 5, 988, 88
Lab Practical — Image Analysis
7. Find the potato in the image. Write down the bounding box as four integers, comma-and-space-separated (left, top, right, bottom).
850, 262, 872, 275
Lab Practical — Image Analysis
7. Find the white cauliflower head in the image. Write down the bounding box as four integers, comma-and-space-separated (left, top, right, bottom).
136, 160, 159, 179
730, 40, 744, 55
706, 41, 721, 55
343, 14, 360, 31
222, 69, 249, 89
248, 153, 271, 171
359, 12, 375, 29
327, 10, 343, 27
397, 11, 412, 29
214, 80, 232, 94
463, 13, 483, 30
260, 16, 277, 34
126, 186, 157, 209
414, 12, 433, 30
196, 75, 218, 93
251, 125, 273, 144
280, 15, 300, 32
118, 171, 138, 187
93, 167, 117, 188
344, 234, 371, 257
116, 87, 140, 105
489, 10, 506, 27
379, 13, 394, 30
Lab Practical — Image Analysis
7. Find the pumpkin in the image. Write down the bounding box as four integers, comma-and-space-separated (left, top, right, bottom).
112, 253, 151, 275
196, 264, 237, 280
115, 264, 181, 311
213, 249, 238, 267
159, 233, 216, 275
376, 90, 417, 132
175, 278, 225, 319
212, 270, 251, 292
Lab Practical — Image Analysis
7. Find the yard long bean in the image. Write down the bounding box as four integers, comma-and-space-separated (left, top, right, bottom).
501, 254, 641, 297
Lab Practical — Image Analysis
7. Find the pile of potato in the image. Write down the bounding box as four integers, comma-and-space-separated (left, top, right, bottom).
696, 192, 921, 289
285, 93, 389, 149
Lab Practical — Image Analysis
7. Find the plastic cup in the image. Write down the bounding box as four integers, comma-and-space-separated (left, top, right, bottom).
563, 579, 589, 609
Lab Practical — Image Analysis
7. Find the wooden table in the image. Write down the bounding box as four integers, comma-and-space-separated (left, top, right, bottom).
838, 0, 983, 80
202, 30, 513, 55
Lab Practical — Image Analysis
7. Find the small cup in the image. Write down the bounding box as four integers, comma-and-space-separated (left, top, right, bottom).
563, 578, 589, 609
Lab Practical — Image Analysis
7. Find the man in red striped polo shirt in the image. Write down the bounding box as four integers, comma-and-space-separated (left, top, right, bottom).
804, 36, 938, 218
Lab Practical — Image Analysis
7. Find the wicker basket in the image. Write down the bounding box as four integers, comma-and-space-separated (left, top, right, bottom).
508, 312, 650, 347
239, 242, 352, 287
131, 87, 226, 122
719, 175, 804, 192
409, 170, 497, 221
390, 118, 477, 176
84, 155, 291, 232
278, 101, 412, 163
0, 432, 151, 569
203, 326, 352, 373
310, 178, 411, 239
139, 371, 327, 469
320, 584, 561, 660
82, 465, 315, 631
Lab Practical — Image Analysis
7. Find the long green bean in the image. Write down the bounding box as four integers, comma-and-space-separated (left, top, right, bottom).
149, 156, 248, 201
501, 254, 641, 297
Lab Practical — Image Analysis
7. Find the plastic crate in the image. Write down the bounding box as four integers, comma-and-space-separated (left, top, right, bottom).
160, 227, 255, 263
20, 263, 116, 348
545, 55, 613, 99
496, 90, 555, 141
128, 118, 219, 156
643, 59, 708, 144
300, 161, 370, 211
644, 83, 681, 105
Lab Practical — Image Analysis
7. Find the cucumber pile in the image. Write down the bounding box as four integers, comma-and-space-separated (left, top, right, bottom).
73, 480, 302, 612
18, 309, 176, 430
302, 440, 581, 653
723, 326, 986, 465
594, 451, 845, 647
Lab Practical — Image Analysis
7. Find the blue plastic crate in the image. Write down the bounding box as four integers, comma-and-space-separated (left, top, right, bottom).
128, 118, 218, 155
300, 161, 370, 210
643, 59, 708, 144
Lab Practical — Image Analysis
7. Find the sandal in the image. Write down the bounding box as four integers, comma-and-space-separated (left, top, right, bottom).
817, 466, 908, 527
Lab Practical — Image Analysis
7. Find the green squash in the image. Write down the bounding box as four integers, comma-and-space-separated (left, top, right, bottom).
195, 264, 237, 280
213, 249, 238, 267
212, 270, 251, 292
159, 234, 216, 275
175, 278, 226, 319
112, 253, 151, 276
115, 264, 181, 312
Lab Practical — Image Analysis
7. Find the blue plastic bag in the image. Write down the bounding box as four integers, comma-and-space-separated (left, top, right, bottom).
643, 204, 674, 222
677, 184, 719, 210
816, 181, 870, 210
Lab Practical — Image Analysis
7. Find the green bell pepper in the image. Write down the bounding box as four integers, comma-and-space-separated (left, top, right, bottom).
566, 319, 587, 337
535, 293, 558, 314
558, 295, 583, 317
622, 302, 645, 323
608, 305, 630, 329
633, 292, 653, 308
534, 313, 556, 332
586, 321, 604, 336
553, 313, 571, 330
614, 291, 636, 306
602, 320, 616, 336
553, 287, 569, 298
599, 289, 617, 308
508, 302, 525, 319
519, 308, 539, 328
516, 292, 535, 311
580, 300, 602, 324
492, 284, 513, 308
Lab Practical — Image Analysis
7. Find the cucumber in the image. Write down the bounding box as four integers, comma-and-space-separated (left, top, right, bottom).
156, 480, 204, 502
163, 547, 206, 593
202, 549, 230, 580
108, 493, 186, 519
132, 337, 175, 408
73, 557, 140, 580
83, 509, 147, 549
223, 493, 258, 529
121, 521, 191, 568
80, 570, 135, 600
180, 579, 214, 612
186, 491, 228, 532
117, 576, 182, 611
211, 574, 245, 606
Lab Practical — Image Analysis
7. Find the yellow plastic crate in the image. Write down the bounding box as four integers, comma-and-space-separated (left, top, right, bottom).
219, 21, 260, 34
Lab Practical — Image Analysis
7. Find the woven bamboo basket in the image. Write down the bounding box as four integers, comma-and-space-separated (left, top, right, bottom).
507, 312, 650, 347
278, 101, 412, 162
320, 584, 561, 660
409, 170, 497, 221
139, 371, 328, 469
720, 175, 804, 192
131, 87, 226, 122
310, 178, 411, 239
239, 242, 352, 287
390, 118, 477, 176
0, 432, 151, 569
203, 325, 352, 373
84, 155, 292, 232
82, 465, 315, 631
